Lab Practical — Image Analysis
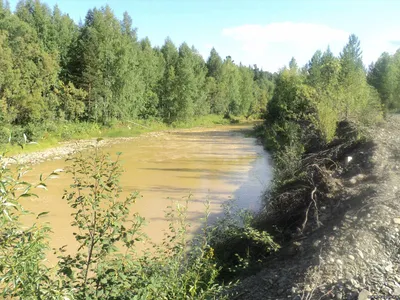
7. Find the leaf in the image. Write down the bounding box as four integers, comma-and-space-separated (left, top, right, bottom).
36, 183, 47, 190
19, 193, 38, 198
37, 211, 49, 219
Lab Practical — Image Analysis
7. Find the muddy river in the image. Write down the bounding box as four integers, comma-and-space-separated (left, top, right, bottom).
20, 125, 272, 263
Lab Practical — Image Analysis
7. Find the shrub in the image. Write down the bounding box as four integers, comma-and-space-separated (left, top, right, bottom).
0, 127, 10, 144
57, 146, 226, 298
0, 156, 70, 298
208, 201, 279, 281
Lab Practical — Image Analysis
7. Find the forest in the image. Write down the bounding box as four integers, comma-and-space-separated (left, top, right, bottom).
1, 0, 400, 299
0, 0, 274, 146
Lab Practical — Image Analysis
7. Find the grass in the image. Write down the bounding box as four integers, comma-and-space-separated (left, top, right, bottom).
0, 115, 235, 156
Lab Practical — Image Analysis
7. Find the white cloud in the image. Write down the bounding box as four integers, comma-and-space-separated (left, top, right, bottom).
360, 26, 400, 67
221, 22, 350, 71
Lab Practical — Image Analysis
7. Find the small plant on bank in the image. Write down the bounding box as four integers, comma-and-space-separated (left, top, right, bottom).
209, 200, 280, 281
58, 145, 146, 298
57, 145, 226, 299
0, 155, 70, 299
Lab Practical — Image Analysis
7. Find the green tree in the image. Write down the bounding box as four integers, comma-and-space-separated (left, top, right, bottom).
52, 5, 78, 82
15, 0, 56, 52
238, 65, 255, 117
206, 47, 223, 78
158, 38, 179, 123
252, 65, 275, 116
0, 11, 59, 124
55, 81, 86, 121
191, 46, 209, 116
220, 57, 241, 116
71, 6, 144, 123
339, 34, 381, 123
138, 37, 165, 119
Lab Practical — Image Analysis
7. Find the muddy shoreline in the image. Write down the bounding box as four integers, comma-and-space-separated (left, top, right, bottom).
8, 125, 252, 166
7, 131, 169, 165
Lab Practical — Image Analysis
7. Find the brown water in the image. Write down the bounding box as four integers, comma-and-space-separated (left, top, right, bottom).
21, 125, 272, 263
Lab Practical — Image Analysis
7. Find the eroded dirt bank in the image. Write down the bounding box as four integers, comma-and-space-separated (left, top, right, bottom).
231, 115, 400, 299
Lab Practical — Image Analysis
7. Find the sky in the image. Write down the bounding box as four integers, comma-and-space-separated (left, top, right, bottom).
7, 0, 400, 72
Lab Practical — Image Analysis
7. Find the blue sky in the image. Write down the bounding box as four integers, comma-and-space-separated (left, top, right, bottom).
7, 0, 400, 72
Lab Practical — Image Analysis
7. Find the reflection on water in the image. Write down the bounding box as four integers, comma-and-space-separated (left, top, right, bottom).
21, 125, 273, 263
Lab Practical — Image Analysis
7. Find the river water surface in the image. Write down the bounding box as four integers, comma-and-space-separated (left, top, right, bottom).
21, 125, 272, 262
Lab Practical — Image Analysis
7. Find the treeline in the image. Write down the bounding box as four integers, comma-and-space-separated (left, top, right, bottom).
0, 0, 274, 132
368, 50, 400, 113
264, 34, 383, 156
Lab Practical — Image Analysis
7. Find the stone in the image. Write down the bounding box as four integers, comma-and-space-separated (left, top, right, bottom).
350, 279, 360, 289
393, 287, 400, 296
385, 264, 393, 273
336, 259, 343, 265
358, 289, 370, 300
349, 177, 357, 185
335, 291, 343, 299
393, 218, 400, 225
357, 249, 364, 259
348, 255, 355, 260
313, 240, 321, 248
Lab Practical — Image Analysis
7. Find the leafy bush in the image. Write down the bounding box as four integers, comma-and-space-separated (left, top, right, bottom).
0, 156, 69, 298
0, 127, 10, 144
23, 122, 47, 142
208, 201, 279, 281
55, 146, 227, 299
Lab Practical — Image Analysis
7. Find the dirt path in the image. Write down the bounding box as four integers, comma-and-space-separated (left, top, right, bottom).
230, 115, 400, 299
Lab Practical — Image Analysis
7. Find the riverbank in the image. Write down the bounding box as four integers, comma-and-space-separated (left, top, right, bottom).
3, 115, 253, 165
229, 115, 400, 299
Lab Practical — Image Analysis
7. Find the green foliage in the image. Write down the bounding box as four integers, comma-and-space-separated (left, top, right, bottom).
0, 156, 70, 298
265, 35, 383, 157
0, 127, 10, 144
0, 149, 232, 298
368, 50, 400, 113
209, 201, 279, 280
0, 0, 270, 134
259, 35, 384, 237
118, 199, 226, 299
58, 148, 146, 297
52, 148, 225, 298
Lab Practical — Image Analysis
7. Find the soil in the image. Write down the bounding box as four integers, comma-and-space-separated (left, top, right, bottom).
229, 115, 400, 299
